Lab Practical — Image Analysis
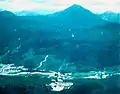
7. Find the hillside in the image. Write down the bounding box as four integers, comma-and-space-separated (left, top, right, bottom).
0, 5, 120, 70
99, 11, 120, 23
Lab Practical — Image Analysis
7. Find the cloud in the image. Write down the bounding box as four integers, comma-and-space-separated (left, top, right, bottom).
0, 0, 120, 13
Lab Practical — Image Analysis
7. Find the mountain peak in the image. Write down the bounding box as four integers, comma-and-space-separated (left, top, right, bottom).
62, 4, 93, 15
99, 11, 120, 23
0, 10, 15, 17
66, 4, 85, 11
69, 4, 83, 8
52, 4, 105, 28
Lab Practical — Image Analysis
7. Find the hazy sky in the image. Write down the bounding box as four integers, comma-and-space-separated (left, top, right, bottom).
0, 0, 120, 14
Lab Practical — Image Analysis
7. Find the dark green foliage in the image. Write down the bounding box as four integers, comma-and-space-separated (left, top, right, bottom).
0, 5, 120, 70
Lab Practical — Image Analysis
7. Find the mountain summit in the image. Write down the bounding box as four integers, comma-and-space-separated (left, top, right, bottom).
66, 4, 86, 10
64, 4, 92, 14
0, 10, 15, 17
51, 4, 106, 28
0, 4, 106, 29
99, 11, 120, 23
53, 4, 93, 16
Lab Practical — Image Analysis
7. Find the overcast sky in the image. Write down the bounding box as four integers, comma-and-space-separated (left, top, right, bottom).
0, 0, 120, 14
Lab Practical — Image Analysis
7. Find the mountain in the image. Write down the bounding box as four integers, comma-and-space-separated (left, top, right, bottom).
99, 11, 120, 23
0, 9, 4, 11
14, 11, 41, 16
0, 5, 119, 43
11, 4, 106, 28
0, 10, 16, 17
0, 5, 119, 42
49, 4, 106, 28
0, 4, 120, 68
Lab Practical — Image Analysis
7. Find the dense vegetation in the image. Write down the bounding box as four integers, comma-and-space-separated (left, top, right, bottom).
0, 4, 120, 72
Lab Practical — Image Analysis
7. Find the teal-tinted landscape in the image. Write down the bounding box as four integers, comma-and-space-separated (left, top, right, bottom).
0, 2, 120, 94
